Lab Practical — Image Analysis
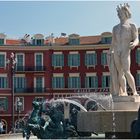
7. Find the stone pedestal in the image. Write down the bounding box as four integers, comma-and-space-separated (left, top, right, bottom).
112, 95, 140, 111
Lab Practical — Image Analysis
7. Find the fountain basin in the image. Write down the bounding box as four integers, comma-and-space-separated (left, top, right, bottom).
77, 110, 137, 133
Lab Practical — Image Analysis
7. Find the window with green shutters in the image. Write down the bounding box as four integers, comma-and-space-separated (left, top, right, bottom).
102, 75, 110, 88
101, 52, 108, 65
14, 77, 26, 92
0, 77, 8, 88
136, 49, 140, 64
68, 77, 80, 88
85, 76, 98, 88
68, 54, 80, 67
16, 54, 24, 71
0, 54, 5, 68
35, 77, 44, 92
69, 39, 80, 45
52, 54, 64, 67
52, 77, 64, 88
85, 53, 97, 66
136, 73, 140, 86
32, 39, 44, 46
0, 97, 8, 111
35, 53, 43, 71
0, 39, 4, 45
101, 37, 112, 44
36, 54, 42, 66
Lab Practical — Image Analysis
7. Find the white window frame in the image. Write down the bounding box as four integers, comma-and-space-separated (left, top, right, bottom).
0, 52, 6, 68
85, 51, 97, 68
0, 74, 8, 89
15, 53, 25, 70
52, 73, 64, 89
34, 77, 45, 89
35, 53, 43, 67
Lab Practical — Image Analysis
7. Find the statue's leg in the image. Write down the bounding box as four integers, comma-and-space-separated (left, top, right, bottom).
122, 55, 138, 96
114, 54, 127, 96
111, 63, 120, 95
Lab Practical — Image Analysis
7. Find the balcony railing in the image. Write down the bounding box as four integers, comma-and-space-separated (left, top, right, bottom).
14, 88, 47, 93
15, 66, 46, 72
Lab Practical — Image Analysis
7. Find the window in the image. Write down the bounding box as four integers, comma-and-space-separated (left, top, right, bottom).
0, 53, 5, 68
136, 73, 140, 86
136, 49, 140, 64
68, 54, 80, 67
0, 97, 8, 111
34, 77, 44, 92
101, 37, 112, 44
85, 76, 98, 88
32, 39, 44, 46
14, 77, 26, 93
52, 77, 64, 89
0, 39, 4, 45
35, 53, 43, 71
16, 54, 24, 71
52, 54, 64, 67
102, 75, 110, 88
0, 76, 8, 88
68, 77, 80, 88
101, 52, 108, 65
69, 39, 80, 45
85, 53, 97, 66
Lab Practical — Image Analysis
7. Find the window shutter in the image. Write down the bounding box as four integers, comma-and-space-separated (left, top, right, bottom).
5, 98, 8, 111
62, 54, 64, 66
52, 54, 54, 66
85, 54, 87, 66
95, 53, 97, 65
101, 53, 104, 65
78, 54, 80, 66
68, 55, 70, 66
138, 50, 140, 64
52, 77, 55, 88
95, 76, 98, 88
85, 77, 88, 88
102, 76, 106, 88
78, 77, 81, 88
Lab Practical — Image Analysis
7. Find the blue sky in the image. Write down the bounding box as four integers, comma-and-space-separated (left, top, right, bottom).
0, 1, 140, 39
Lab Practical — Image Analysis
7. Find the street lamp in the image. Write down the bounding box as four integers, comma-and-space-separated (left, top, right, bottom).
16, 97, 22, 132
7, 52, 17, 133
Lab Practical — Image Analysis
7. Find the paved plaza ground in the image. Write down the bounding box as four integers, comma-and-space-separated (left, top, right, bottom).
0, 133, 37, 139
0, 133, 105, 139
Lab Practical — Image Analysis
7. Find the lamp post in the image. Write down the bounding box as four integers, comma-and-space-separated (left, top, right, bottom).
9, 52, 17, 133
16, 97, 22, 132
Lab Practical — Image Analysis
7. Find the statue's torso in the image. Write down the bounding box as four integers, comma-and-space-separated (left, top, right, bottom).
113, 23, 133, 55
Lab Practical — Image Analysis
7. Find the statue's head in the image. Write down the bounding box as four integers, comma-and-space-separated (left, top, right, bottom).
116, 3, 131, 21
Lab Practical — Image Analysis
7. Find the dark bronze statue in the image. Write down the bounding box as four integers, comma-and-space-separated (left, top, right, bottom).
131, 106, 140, 138
23, 100, 78, 139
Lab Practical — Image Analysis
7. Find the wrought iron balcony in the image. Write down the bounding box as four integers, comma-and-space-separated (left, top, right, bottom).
15, 66, 46, 72
14, 88, 47, 93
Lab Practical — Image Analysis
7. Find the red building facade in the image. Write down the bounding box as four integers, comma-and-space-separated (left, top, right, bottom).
0, 31, 140, 132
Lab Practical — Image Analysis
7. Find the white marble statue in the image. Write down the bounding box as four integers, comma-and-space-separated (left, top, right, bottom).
108, 3, 139, 96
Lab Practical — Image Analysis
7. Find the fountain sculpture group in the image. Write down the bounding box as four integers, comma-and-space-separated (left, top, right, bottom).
21, 3, 140, 139
22, 100, 77, 139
